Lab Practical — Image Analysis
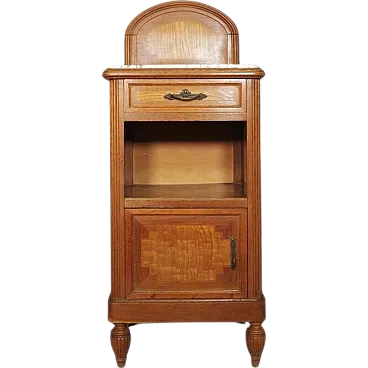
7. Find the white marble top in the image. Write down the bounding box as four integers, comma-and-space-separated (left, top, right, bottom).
108, 64, 260, 69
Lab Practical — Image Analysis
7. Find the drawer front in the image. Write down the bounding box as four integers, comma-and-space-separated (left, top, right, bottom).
124, 79, 246, 115
125, 209, 247, 299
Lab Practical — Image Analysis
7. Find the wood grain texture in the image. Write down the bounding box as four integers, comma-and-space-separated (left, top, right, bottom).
246, 322, 266, 367
123, 111, 247, 122
109, 297, 265, 323
140, 224, 232, 282
125, 1, 239, 65
125, 198, 248, 209
125, 209, 246, 299
234, 130, 245, 184
246, 79, 262, 299
110, 80, 125, 299
125, 79, 245, 112
124, 140, 133, 185
126, 80, 244, 108
136, 12, 228, 65
125, 197, 248, 209
111, 324, 131, 368
125, 121, 245, 185
125, 183, 245, 199
132, 141, 233, 185
243, 112, 248, 193
124, 178, 247, 208
124, 208, 246, 215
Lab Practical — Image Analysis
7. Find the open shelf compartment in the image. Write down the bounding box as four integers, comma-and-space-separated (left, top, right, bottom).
124, 121, 247, 206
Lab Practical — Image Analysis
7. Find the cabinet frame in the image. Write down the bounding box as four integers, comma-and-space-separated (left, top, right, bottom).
108, 73, 263, 303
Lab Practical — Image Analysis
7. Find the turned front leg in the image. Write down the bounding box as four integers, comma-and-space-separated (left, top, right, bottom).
246, 322, 266, 367
111, 324, 131, 367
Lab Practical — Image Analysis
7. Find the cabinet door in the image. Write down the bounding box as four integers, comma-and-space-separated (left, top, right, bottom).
125, 209, 247, 299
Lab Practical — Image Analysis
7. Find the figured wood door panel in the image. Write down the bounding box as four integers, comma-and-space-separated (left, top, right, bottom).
125, 209, 247, 299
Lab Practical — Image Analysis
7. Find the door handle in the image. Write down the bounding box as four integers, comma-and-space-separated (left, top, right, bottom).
230, 236, 236, 270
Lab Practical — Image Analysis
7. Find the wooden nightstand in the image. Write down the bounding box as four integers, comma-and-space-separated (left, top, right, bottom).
103, 2, 265, 367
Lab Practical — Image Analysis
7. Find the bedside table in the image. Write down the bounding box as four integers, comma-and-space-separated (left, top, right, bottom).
103, 2, 266, 367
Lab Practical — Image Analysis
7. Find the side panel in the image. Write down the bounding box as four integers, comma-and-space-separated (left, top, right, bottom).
246, 79, 262, 299
110, 80, 125, 299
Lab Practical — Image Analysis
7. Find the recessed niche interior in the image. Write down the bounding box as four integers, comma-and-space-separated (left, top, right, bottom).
124, 121, 246, 198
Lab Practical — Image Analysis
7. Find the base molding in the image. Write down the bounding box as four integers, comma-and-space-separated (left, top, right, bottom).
109, 297, 265, 323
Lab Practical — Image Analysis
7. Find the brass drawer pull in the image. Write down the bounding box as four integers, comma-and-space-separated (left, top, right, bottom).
230, 236, 236, 270
164, 89, 208, 101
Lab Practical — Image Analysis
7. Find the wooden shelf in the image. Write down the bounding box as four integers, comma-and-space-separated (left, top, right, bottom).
124, 184, 247, 208
126, 183, 245, 198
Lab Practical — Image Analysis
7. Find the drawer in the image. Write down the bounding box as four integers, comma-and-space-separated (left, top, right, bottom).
123, 79, 246, 120
125, 208, 247, 299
